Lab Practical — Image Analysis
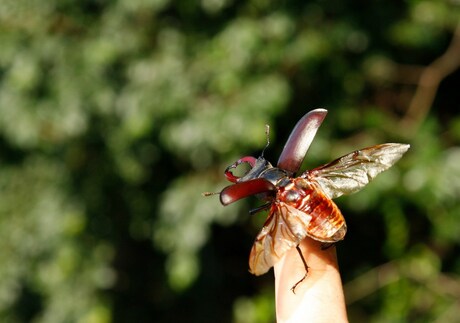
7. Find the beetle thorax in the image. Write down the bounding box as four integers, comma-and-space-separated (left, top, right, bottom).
277, 179, 314, 209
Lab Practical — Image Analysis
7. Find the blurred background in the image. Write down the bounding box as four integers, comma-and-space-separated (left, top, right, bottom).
1, 0, 460, 322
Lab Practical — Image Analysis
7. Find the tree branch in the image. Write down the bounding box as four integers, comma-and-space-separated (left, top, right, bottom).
400, 23, 460, 136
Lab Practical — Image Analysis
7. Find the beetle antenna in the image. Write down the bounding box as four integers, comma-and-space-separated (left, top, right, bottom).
261, 124, 270, 157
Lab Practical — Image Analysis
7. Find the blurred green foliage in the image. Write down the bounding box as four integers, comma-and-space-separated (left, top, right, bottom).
0, 0, 459, 322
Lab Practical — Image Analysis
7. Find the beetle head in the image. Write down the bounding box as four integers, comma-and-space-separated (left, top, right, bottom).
221, 156, 290, 205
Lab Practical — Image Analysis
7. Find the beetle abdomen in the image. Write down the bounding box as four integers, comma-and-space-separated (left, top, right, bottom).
278, 178, 347, 243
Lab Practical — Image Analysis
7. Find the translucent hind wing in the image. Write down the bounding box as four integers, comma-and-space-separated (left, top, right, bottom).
306, 143, 410, 199
248, 203, 312, 275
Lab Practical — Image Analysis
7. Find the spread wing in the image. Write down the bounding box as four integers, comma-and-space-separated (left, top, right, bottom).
248, 202, 313, 276
305, 143, 410, 200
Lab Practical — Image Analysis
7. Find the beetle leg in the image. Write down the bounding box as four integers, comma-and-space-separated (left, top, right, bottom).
249, 203, 271, 215
290, 245, 309, 294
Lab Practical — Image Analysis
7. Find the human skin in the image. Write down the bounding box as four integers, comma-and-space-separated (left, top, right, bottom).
274, 237, 348, 323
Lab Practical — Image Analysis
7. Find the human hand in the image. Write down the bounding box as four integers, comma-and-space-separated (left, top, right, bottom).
274, 237, 348, 323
